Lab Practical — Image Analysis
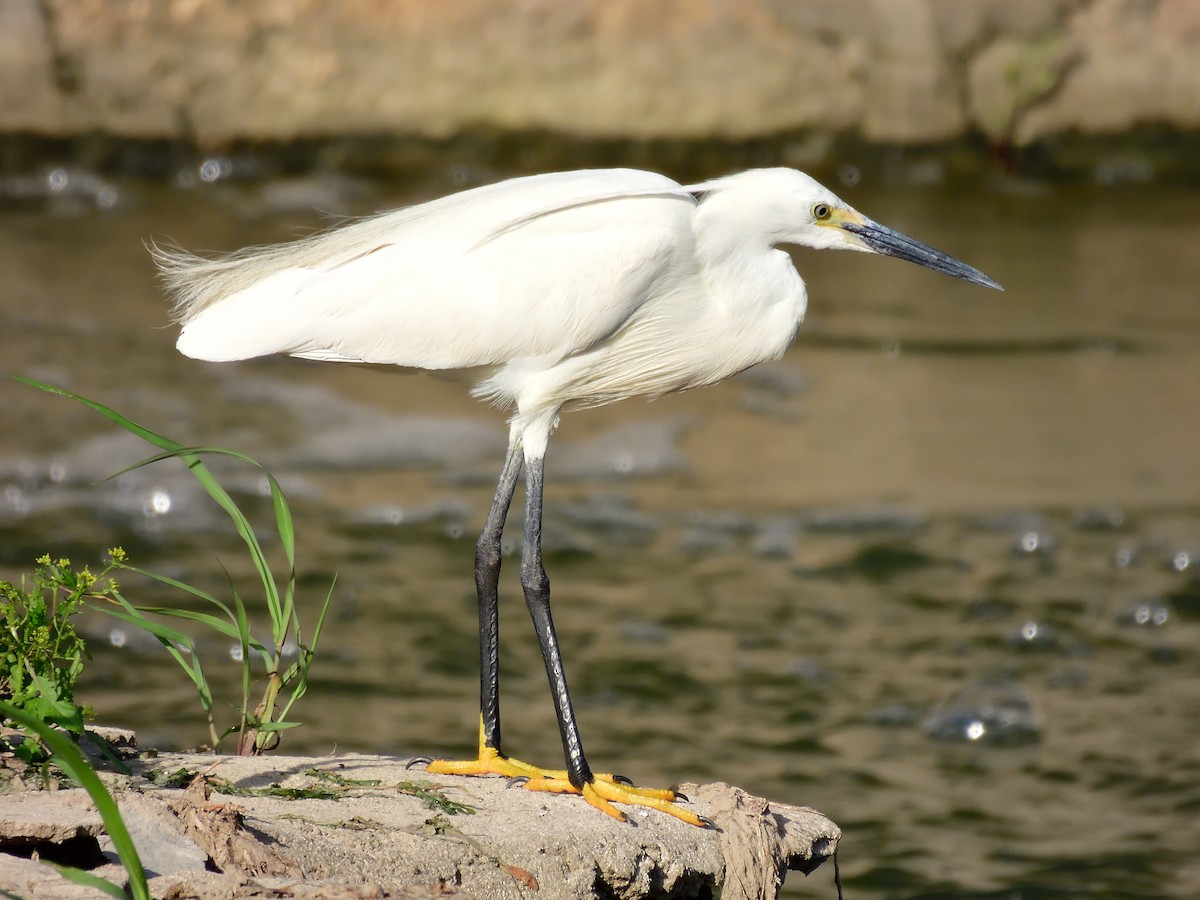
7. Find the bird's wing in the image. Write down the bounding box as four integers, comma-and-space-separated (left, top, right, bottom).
168, 170, 699, 368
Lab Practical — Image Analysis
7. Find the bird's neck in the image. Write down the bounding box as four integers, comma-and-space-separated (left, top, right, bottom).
692, 208, 809, 364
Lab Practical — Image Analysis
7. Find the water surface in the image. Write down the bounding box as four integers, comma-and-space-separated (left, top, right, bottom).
2, 163, 1199, 897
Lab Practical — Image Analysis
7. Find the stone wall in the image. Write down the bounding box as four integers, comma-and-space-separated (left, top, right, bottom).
0, 0, 1197, 146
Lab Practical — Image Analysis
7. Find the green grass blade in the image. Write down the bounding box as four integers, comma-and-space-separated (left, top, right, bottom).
135, 447, 294, 631
310, 576, 335, 651
120, 606, 271, 658
110, 562, 233, 616
14, 377, 183, 453
163, 643, 214, 715
0, 702, 150, 900
50, 864, 131, 899
95, 594, 216, 722
94, 604, 194, 646
105, 561, 273, 662
16, 378, 285, 627
265, 470, 296, 571
229, 583, 254, 737
253, 720, 301, 733
101, 590, 261, 666
18, 377, 333, 757
277, 577, 335, 723
109, 445, 282, 480
103, 613, 215, 714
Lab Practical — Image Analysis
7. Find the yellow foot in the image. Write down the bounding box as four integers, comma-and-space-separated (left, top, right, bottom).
413, 747, 712, 828
521, 772, 713, 828
420, 745, 556, 780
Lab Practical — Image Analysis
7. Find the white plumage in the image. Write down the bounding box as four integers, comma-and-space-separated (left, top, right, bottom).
156, 167, 1000, 825
158, 168, 854, 452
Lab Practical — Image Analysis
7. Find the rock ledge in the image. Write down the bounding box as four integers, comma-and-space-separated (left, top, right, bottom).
0, 741, 839, 899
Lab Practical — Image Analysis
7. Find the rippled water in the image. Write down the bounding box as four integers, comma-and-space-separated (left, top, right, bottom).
2, 159, 1200, 898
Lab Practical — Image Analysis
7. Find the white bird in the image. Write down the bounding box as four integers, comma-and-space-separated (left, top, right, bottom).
155, 167, 1001, 826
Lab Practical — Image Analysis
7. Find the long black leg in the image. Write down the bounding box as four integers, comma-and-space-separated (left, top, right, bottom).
520, 455, 593, 789
476, 441, 523, 753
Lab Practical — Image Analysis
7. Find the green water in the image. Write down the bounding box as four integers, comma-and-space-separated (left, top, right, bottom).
2, 157, 1199, 897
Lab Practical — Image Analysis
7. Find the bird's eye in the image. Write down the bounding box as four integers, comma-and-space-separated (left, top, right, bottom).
812, 203, 832, 221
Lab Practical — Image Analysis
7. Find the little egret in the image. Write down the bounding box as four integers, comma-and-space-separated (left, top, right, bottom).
156, 167, 1001, 826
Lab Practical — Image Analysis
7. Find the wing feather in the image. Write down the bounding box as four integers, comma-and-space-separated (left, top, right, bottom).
161, 170, 699, 369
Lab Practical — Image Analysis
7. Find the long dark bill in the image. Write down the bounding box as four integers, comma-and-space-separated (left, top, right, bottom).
843, 220, 1003, 291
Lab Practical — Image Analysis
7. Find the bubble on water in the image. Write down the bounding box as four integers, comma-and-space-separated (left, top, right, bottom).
229, 644, 244, 663
4, 485, 30, 515
923, 677, 1039, 746
199, 157, 233, 183
96, 184, 119, 209
143, 488, 172, 517
40, 166, 120, 209
1009, 620, 1060, 651
1170, 550, 1192, 573
1117, 598, 1171, 628
1013, 530, 1055, 557
838, 164, 861, 187
109, 628, 128, 648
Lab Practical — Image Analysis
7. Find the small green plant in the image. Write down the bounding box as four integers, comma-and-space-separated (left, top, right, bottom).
0, 556, 114, 739
15, 376, 334, 755
395, 778, 477, 815
0, 700, 150, 900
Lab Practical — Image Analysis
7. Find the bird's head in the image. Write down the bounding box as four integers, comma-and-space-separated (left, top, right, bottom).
689, 168, 1003, 291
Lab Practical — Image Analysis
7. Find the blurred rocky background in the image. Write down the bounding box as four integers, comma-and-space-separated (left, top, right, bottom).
0, 0, 1197, 173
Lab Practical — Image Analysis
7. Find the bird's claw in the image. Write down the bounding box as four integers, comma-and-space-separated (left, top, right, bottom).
405, 757, 431, 770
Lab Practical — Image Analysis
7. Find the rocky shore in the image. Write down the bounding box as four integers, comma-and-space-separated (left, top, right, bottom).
1, 0, 1197, 152
0, 730, 839, 899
